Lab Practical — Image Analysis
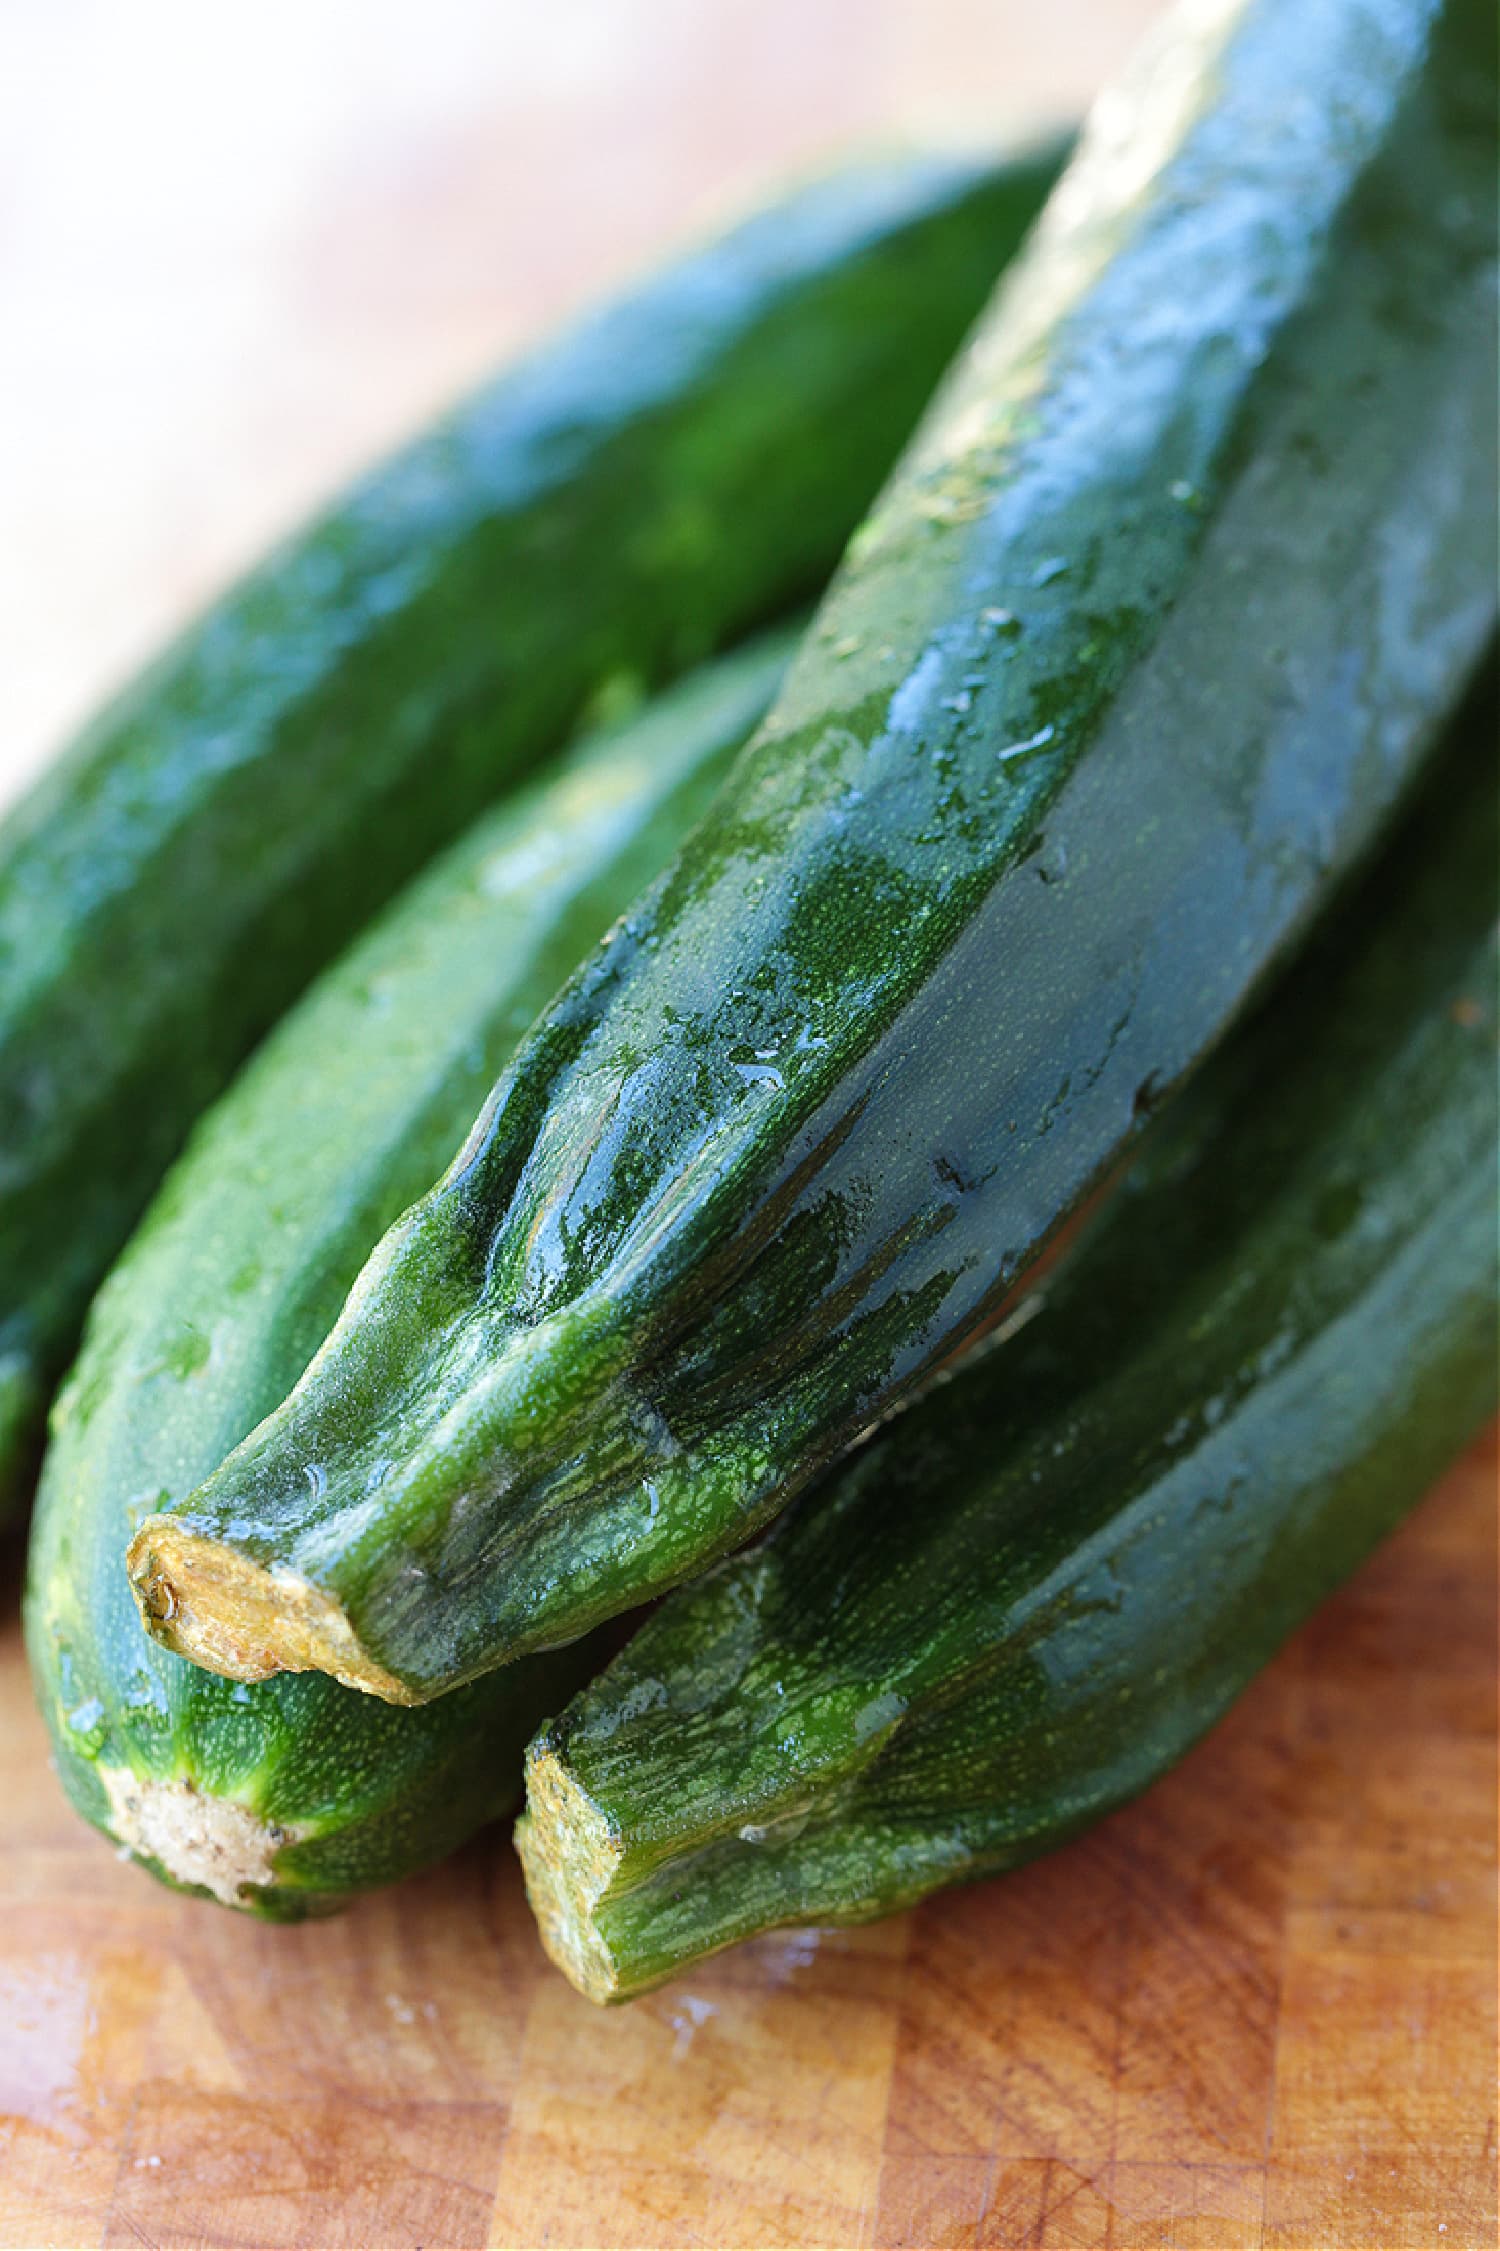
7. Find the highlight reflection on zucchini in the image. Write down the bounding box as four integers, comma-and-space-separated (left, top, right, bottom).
131, 0, 1498, 1704
517, 674, 1499, 2002
25, 636, 792, 1916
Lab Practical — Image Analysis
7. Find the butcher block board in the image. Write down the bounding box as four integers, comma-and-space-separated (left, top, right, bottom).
2, 3, 1496, 2244
1, 1433, 1494, 2250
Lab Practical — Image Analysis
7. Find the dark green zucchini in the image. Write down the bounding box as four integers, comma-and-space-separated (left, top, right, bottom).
132, 0, 1498, 1702
515, 668, 1500, 2001
24, 635, 792, 1916
0, 143, 1068, 1508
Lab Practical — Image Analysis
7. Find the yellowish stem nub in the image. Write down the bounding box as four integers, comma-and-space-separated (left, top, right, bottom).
515, 1746, 627, 2005
125, 1516, 417, 1705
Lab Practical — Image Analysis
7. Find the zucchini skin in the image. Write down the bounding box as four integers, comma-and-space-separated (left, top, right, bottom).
134, 0, 1499, 1700
0, 145, 1068, 1504
516, 670, 1500, 2002
23, 636, 793, 1917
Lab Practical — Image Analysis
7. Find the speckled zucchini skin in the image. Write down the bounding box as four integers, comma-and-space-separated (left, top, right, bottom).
0, 145, 1067, 1507
516, 671, 1500, 2001
24, 637, 792, 1916
136, 0, 1498, 1699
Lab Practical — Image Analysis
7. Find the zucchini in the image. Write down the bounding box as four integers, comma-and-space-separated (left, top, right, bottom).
0, 143, 1067, 1506
131, 0, 1498, 1702
516, 667, 1500, 2002
24, 635, 792, 1917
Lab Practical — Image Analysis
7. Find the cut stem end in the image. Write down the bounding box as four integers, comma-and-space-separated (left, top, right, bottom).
515, 1744, 628, 2005
125, 1516, 416, 1704
101, 1766, 305, 1907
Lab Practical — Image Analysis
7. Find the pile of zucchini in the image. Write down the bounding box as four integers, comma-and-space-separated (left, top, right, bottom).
11, 0, 1496, 1995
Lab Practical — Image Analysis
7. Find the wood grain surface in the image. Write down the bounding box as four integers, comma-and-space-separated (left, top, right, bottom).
2, 6, 1495, 2246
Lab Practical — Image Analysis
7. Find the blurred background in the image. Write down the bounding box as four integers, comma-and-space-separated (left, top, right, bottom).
1, 0, 1164, 815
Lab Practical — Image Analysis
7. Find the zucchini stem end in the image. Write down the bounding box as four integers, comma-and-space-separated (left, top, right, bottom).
124, 1517, 416, 1705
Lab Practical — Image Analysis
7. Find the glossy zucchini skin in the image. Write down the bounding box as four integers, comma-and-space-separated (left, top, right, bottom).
516, 674, 1500, 2001
24, 637, 792, 1917
0, 145, 1068, 1508
134, 0, 1499, 1702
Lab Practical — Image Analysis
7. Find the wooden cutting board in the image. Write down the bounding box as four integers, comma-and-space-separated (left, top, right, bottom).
1, 1432, 1494, 2250
2, 5, 1495, 2244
